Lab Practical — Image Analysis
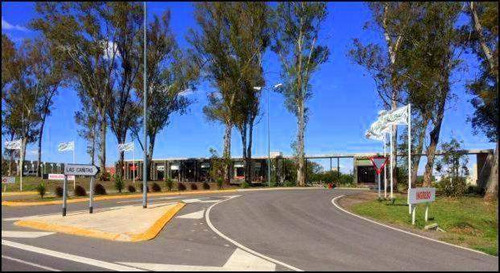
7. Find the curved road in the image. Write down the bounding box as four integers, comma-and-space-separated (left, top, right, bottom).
209, 189, 498, 271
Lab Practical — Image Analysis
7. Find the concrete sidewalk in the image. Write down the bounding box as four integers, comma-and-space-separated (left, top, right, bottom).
15, 202, 185, 242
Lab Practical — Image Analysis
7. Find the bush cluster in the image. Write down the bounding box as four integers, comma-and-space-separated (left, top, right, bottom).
94, 183, 107, 195
240, 181, 250, 188
128, 185, 136, 193
114, 176, 124, 193
55, 186, 64, 197
152, 183, 161, 192
36, 183, 46, 199
74, 185, 87, 196
177, 183, 186, 191
435, 176, 467, 197
202, 182, 210, 190
165, 178, 174, 191
216, 178, 223, 190
99, 172, 111, 181
190, 183, 198, 190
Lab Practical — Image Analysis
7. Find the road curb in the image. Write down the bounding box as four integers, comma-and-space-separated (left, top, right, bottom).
1, 191, 38, 196
2, 189, 237, 207
14, 202, 185, 242
331, 195, 495, 257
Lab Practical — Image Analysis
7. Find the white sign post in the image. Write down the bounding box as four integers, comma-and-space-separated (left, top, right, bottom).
408, 187, 436, 225
4, 139, 22, 191
58, 141, 76, 190
2, 176, 16, 192
63, 164, 100, 216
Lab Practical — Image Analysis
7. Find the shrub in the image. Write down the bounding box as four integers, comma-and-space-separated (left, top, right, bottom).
177, 183, 186, 191
74, 185, 87, 196
140, 183, 150, 193
436, 176, 467, 197
240, 181, 250, 188
128, 185, 136, 193
94, 183, 107, 195
99, 171, 111, 181
152, 183, 161, 192
190, 183, 198, 190
36, 183, 46, 199
284, 180, 296, 187
55, 186, 64, 197
114, 176, 124, 193
216, 178, 223, 190
466, 185, 485, 196
202, 182, 210, 190
165, 178, 174, 191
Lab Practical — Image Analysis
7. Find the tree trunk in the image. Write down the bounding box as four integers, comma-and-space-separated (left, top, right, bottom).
484, 142, 498, 201
240, 123, 247, 184
37, 116, 47, 177
98, 110, 106, 177
246, 121, 254, 184
411, 119, 429, 184
147, 134, 156, 181
19, 137, 27, 177
223, 122, 232, 184
297, 101, 306, 187
423, 99, 446, 187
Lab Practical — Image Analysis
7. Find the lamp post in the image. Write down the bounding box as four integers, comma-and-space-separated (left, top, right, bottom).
142, 1, 148, 209
253, 83, 282, 187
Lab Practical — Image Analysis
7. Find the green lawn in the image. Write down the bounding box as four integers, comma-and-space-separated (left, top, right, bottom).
350, 194, 498, 256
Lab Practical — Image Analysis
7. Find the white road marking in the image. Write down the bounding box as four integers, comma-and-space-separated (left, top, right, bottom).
177, 209, 205, 219
2, 255, 61, 271
181, 198, 203, 204
205, 196, 302, 271
2, 239, 144, 271
2, 231, 55, 238
116, 196, 179, 204
331, 195, 493, 257
119, 248, 275, 271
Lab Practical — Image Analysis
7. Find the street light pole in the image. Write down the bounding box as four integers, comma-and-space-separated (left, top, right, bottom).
267, 85, 271, 188
142, 1, 148, 209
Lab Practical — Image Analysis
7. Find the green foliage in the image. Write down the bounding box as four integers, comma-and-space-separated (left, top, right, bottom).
202, 182, 210, 190
36, 182, 46, 199
435, 138, 469, 180
216, 178, 223, 190
114, 175, 124, 193
99, 172, 111, 182
435, 177, 467, 198
177, 183, 186, 191
208, 148, 225, 183
127, 184, 136, 193
240, 181, 250, 189
190, 183, 198, 190
284, 180, 296, 187
74, 185, 87, 196
165, 178, 174, 191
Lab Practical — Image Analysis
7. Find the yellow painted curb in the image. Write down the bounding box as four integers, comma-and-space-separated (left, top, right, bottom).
14, 202, 185, 242
129, 202, 185, 242
2, 189, 237, 207
2, 191, 38, 196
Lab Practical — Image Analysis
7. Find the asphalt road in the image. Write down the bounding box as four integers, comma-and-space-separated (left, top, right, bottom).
2, 188, 498, 271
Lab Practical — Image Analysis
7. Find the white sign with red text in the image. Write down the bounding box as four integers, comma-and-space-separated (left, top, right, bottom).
48, 174, 75, 181
408, 187, 435, 204
2, 177, 16, 184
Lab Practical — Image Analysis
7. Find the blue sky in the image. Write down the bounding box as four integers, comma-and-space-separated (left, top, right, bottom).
2, 2, 494, 173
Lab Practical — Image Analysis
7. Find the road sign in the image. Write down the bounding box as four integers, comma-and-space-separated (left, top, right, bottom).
2, 177, 15, 184
408, 187, 435, 204
370, 156, 387, 174
64, 164, 100, 176
48, 174, 75, 181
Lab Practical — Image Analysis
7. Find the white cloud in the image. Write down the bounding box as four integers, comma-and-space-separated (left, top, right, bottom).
2, 17, 29, 32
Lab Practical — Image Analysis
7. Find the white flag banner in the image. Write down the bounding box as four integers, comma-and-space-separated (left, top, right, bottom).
382, 104, 409, 126
118, 142, 134, 152
4, 139, 22, 150
58, 141, 74, 152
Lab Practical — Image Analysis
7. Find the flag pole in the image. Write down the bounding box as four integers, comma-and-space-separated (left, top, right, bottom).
133, 144, 135, 185
383, 134, 387, 199
390, 130, 393, 200
142, 1, 148, 209
408, 104, 412, 214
